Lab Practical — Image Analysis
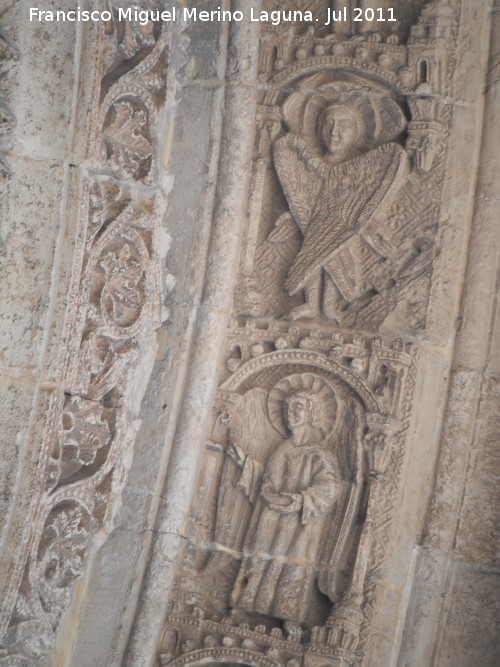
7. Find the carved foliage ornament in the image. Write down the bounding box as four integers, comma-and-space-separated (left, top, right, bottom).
0, 4, 172, 662
0, 503, 94, 666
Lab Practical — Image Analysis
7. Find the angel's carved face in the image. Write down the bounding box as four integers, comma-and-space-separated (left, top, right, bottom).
319, 104, 364, 158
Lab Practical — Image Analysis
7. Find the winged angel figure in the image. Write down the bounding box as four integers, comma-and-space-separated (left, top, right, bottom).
274, 81, 409, 322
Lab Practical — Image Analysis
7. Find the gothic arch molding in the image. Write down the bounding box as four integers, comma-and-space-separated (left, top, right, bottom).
164, 646, 282, 667
221, 349, 382, 414
269, 59, 402, 91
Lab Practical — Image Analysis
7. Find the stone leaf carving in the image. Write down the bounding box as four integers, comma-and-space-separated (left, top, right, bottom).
105, 0, 159, 66
34, 504, 92, 626
88, 177, 127, 241
58, 395, 112, 483
0, 502, 93, 666
76, 332, 138, 402
102, 99, 152, 181
99, 2, 169, 184
0, 9, 171, 663
99, 240, 146, 325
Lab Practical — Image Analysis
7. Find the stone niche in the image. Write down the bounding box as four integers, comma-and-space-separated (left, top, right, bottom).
160, 325, 416, 667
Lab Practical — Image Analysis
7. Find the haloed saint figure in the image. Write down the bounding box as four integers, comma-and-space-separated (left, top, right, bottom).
273, 83, 409, 323
229, 376, 338, 636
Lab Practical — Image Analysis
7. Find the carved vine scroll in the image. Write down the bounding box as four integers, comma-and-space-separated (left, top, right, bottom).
0, 4, 173, 663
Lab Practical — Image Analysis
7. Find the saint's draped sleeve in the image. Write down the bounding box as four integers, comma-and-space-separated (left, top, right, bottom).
236, 456, 265, 504
301, 449, 337, 525
258, 443, 301, 512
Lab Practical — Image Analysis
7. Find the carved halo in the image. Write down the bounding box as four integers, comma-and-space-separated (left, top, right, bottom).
282, 75, 407, 155
268, 372, 337, 437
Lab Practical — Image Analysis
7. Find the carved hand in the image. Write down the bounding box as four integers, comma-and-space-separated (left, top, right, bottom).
263, 491, 303, 514
226, 442, 246, 468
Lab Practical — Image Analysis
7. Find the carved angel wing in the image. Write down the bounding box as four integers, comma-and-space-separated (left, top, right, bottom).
213, 388, 280, 552
285, 142, 408, 295
273, 133, 326, 235
317, 398, 365, 601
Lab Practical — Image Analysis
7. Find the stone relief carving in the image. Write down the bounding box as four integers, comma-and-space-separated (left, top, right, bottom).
158, 322, 416, 667
229, 375, 340, 634
0, 4, 172, 663
1, 0, 491, 664
237, 0, 451, 334
159, 3, 451, 666
59, 396, 112, 476
273, 82, 409, 323
103, 98, 153, 181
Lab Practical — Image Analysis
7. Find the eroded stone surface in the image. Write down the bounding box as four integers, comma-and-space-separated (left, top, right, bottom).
0, 2, 498, 667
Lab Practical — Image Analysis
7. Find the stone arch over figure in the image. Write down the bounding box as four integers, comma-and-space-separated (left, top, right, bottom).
196, 350, 381, 629
164, 646, 282, 667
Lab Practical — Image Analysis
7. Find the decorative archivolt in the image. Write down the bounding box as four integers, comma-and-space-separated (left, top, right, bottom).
158, 318, 416, 667
0, 5, 173, 663
222, 350, 382, 414
162, 647, 283, 667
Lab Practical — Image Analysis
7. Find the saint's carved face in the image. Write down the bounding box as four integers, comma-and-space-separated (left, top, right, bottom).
284, 395, 310, 431
319, 104, 363, 157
